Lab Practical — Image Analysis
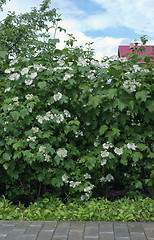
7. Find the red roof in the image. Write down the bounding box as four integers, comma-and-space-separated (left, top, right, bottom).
118, 45, 154, 62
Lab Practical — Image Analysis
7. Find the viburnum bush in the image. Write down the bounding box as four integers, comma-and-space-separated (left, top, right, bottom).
0, 2, 153, 202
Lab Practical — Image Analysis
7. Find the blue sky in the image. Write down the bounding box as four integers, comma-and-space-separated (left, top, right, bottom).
1, 0, 154, 59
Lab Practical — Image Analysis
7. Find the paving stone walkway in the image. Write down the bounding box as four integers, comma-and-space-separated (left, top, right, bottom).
0, 221, 153, 240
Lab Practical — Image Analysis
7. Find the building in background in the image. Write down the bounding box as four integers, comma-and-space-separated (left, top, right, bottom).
118, 45, 154, 63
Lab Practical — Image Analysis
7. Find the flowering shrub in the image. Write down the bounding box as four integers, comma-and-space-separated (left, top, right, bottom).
0, 1, 153, 201
0, 40, 153, 202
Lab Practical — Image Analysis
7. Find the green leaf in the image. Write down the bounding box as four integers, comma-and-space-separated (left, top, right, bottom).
20, 109, 29, 118
146, 100, 154, 113
88, 95, 101, 108
136, 90, 149, 102
135, 180, 142, 189
107, 89, 117, 99
0, 51, 7, 58
10, 111, 20, 121
120, 155, 128, 165
132, 152, 142, 163
112, 128, 120, 137
2, 153, 11, 161
99, 125, 108, 135
38, 81, 47, 89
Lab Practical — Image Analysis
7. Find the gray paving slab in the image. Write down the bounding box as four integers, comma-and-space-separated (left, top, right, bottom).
130, 232, 147, 240
5, 230, 25, 240
68, 231, 83, 240
37, 230, 53, 240
0, 221, 153, 240
99, 232, 114, 240
99, 222, 113, 232
114, 226, 130, 238
144, 228, 154, 239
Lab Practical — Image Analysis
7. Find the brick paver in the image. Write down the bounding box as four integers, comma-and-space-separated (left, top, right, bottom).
0, 221, 153, 240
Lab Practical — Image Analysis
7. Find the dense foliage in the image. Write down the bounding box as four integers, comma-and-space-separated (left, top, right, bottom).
0, 0, 153, 203
0, 196, 153, 221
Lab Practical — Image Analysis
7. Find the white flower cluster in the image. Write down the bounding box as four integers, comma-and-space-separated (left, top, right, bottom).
123, 79, 141, 92
39, 146, 46, 153
9, 73, 20, 81
100, 174, 114, 183
32, 127, 39, 133
36, 112, 64, 124
4, 87, 11, 92
62, 174, 81, 188
75, 130, 83, 138
114, 147, 123, 155
62, 174, 69, 183
44, 154, 50, 162
27, 136, 36, 142
84, 184, 94, 193
100, 159, 107, 166
25, 94, 34, 100
132, 65, 141, 73
84, 173, 91, 179
126, 143, 137, 150
57, 148, 67, 158
101, 150, 109, 158
53, 92, 62, 102
12, 97, 19, 102
102, 142, 113, 149
81, 193, 90, 201
64, 110, 71, 118
69, 181, 81, 188
21, 67, 30, 75
5, 68, 15, 74
77, 57, 88, 67
25, 79, 33, 86
63, 73, 74, 81
54, 114, 64, 124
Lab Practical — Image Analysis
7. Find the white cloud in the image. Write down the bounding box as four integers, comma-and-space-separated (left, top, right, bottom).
89, 0, 154, 38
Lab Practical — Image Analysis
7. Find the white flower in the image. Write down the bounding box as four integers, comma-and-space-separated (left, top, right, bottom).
53, 92, 62, 101
25, 79, 33, 85
63, 73, 74, 81
120, 57, 128, 63
28, 108, 32, 113
102, 142, 113, 149
64, 110, 71, 118
84, 173, 91, 179
57, 148, 67, 158
94, 142, 99, 147
106, 174, 114, 182
84, 184, 94, 193
75, 130, 83, 138
77, 57, 87, 67
101, 159, 107, 166
36, 115, 44, 124
133, 65, 141, 72
27, 136, 36, 142
62, 174, 69, 183
32, 127, 39, 133
9, 73, 20, 80
55, 114, 64, 124
25, 94, 34, 100
44, 111, 54, 121
8, 104, 13, 111
5, 87, 11, 92
29, 72, 37, 79
39, 146, 46, 153
5, 68, 14, 74
100, 177, 106, 183
124, 173, 130, 178
81, 193, 90, 201
101, 150, 109, 158
12, 97, 19, 102
57, 59, 65, 66
9, 59, 18, 66
44, 154, 50, 162
126, 143, 137, 150
21, 67, 29, 75
114, 147, 123, 155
